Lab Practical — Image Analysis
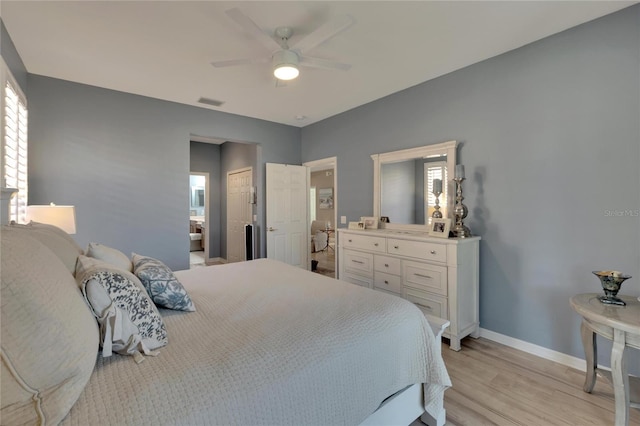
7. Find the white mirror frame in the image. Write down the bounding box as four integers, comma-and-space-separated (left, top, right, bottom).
371, 140, 458, 231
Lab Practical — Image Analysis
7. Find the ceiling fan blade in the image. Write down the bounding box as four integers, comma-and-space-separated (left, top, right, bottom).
225, 8, 282, 53
299, 55, 351, 72
211, 57, 269, 68
292, 15, 355, 54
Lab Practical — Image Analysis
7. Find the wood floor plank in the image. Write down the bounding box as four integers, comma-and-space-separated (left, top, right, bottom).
439, 337, 640, 425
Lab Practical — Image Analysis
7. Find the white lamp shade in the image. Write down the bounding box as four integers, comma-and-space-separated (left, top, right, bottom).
273, 50, 299, 81
27, 205, 77, 234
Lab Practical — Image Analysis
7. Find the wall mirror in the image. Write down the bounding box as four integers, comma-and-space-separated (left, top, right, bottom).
191, 187, 204, 208
372, 140, 457, 230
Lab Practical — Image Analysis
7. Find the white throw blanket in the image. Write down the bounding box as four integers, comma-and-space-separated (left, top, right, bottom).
64, 259, 450, 425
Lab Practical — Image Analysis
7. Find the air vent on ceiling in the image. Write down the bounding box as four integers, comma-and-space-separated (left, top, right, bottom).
198, 97, 225, 107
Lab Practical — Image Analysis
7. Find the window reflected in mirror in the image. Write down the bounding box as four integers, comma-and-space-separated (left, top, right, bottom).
190, 174, 206, 214
425, 160, 447, 223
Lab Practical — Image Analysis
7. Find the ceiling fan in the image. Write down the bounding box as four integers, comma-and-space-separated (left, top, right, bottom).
212, 8, 354, 81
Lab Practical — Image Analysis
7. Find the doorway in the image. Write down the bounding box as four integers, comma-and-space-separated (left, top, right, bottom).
189, 173, 209, 268
226, 167, 253, 263
303, 157, 337, 278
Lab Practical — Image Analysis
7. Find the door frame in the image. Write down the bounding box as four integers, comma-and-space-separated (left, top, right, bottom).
189, 172, 210, 262
226, 166, 253, 263
303, 157, 338, 273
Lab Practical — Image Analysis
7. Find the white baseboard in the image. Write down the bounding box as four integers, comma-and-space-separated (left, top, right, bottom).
479, 328, 588, 372
206, 257, 226, 264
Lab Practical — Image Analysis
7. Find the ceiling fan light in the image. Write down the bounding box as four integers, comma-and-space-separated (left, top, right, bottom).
273, 50, 299, 80
274, 65, 299, 80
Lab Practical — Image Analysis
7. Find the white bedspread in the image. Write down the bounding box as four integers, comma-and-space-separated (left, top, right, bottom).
64, 259, 450, 425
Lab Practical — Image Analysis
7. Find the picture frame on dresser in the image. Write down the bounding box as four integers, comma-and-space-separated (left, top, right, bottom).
360, 216, 379, 229
428, 218, 451, 238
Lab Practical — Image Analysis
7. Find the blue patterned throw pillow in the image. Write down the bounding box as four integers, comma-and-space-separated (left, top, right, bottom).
132, 253, 196, 312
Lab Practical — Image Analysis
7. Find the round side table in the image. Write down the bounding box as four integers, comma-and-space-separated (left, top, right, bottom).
570, 293, 640, 426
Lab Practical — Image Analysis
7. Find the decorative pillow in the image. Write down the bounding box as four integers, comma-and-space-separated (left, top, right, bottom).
132, 253, 196, 312
3, 221, 83, 274
86, 242, 133, 272
1, 232, 98, 425
75, 255, 146, 294
75, 255, 168, 363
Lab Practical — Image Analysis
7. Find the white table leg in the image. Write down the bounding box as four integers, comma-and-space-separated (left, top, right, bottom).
580, 320, 597, 393
611, 328, 629, 426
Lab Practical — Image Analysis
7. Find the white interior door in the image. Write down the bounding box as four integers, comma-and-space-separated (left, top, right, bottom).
227, 168, 252, 263
266, 163, 309, 269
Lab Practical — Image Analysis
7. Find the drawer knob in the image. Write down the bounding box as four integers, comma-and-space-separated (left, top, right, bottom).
394, 245, 399, 249
430, 250, 436, 255
374, 243, 379, 246
348, 239, 353, 242
384, 263, 389, 267
352, 260, 364, 264
416, 303, 433, 311
384, 280, 389, 284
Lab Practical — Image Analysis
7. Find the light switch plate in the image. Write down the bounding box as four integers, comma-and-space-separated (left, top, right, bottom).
340, 216, 347, 224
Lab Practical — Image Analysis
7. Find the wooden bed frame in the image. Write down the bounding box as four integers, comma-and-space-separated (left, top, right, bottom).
359, 316, 450, 426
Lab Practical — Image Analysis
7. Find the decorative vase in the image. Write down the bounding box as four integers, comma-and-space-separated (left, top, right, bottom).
592, 270, 632, 306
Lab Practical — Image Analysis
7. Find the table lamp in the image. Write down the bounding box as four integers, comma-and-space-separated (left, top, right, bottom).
27, 203, 77, 234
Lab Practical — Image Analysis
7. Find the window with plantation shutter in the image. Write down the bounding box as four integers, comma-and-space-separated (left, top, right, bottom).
425, 161, 447, 224
1, 62, 28, 223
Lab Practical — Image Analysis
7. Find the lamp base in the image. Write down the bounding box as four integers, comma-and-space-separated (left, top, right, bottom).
451, 224, 471, 238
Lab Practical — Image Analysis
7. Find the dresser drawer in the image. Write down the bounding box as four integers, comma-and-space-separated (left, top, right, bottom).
343, 250, 374, 276
374, 255, 401, 275
373, 271, 402, 294
404, 287, 448, 320
374, 287, 401, 297
387, 238, 447, 263
342, 234, 386, 253
403, 261, 448, 296
341, 271, 373, 289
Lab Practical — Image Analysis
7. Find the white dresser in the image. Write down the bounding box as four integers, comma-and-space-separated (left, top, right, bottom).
337, 228, 480, 351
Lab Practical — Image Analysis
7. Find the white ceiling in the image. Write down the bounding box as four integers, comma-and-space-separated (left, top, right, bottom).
2, 1, 635, 127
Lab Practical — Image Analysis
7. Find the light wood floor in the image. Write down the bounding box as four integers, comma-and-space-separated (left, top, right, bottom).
311, 246, 335, 278
434, 337, 640, 426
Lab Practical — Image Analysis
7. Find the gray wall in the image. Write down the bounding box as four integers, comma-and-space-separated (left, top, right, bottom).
0, 19, 27, 93
26, 75, 300, 270
190, 141, 221, 258
302, 6, 640, 372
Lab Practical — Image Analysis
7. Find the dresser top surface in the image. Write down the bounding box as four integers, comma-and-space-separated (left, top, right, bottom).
337, 228, 481, 244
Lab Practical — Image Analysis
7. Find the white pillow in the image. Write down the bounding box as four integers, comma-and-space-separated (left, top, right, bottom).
86, 242, 133, 272
1, 231, 98, 424
4, 221, 83, 274
75, 255, 168, 363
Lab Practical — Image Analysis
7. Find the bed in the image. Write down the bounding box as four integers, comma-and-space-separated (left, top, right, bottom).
1, 222, 451, 425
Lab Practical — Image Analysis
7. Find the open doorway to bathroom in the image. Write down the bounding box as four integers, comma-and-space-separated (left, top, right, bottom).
189, 173, 208, 268
304, 157, 337, 278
